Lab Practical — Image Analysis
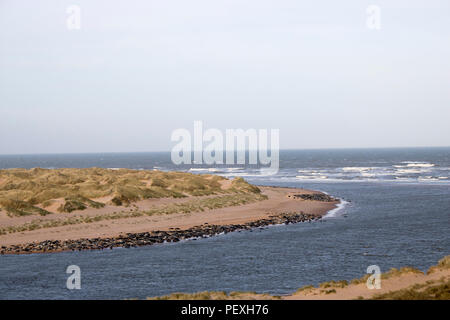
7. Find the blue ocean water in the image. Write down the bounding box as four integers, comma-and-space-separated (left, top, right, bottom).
0, 148, 449, 299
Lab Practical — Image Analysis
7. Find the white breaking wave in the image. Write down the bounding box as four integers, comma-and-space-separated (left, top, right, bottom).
189, 168, 220, 172
361, 172, 376, 177
406, 163, 435, 168
287, 163, 448, 184
395, 162, 435, 168
324, 199, 349, 218
189, 167, 244, 173
224, 167, 244, 172
341, 167, 375, 172
395, 168, 426, 174
393, 177, 420, 182
418, 176, 440, 181
295, 175, 328, 180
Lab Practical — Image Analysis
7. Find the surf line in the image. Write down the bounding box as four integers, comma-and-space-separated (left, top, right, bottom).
324, 198, 349, 218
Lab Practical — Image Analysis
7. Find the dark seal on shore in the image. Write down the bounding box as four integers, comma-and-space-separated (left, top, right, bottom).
287, 193, 336, 202
0, 212, 321, 255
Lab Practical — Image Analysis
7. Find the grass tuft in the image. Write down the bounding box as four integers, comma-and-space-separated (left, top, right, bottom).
0, 199, 51, 216
372, 279, 450, 300
148, 290, 278, 300
428, 256, 450, 274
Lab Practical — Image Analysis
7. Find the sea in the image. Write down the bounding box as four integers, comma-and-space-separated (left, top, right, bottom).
0, 147, 449, 299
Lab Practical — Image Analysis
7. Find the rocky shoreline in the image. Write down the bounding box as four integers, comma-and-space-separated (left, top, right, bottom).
0, 212, 321, 255
287, 193, 336, 202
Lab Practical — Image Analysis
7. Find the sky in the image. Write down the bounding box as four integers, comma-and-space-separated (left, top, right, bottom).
0, 0, 449, 154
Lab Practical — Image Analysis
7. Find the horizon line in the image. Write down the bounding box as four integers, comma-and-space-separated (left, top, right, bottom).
0, 145, 449, 157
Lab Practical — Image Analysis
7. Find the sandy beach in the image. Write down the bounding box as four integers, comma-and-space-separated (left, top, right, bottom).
0, 185, 338, 251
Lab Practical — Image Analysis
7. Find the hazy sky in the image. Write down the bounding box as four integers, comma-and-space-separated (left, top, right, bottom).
1, 0, 449, 154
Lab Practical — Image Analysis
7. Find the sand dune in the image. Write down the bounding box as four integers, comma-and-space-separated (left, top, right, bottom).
0, 186, 337, 247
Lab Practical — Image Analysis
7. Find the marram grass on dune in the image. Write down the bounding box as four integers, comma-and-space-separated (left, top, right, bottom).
0, 168, 261, 217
